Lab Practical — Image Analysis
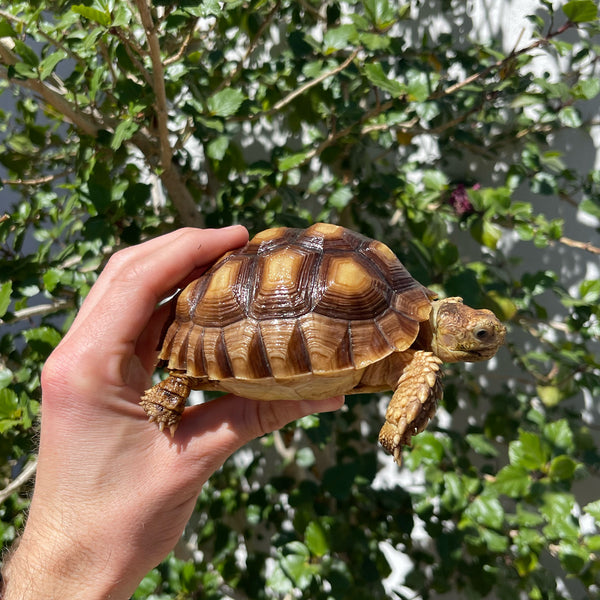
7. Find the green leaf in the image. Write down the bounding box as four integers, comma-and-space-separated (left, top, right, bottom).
0, 368, 12, 389
536, 385, 562, 407
492, 465, 531, 497
305, 521, 328, 557
441, 472, 467, 511
562, 0, 598, 23
111, 119, 140, 150
0, 388, 21, 433
278, 151, 309, 172
583, 499, 600, 520
280, 542, 319, 589
43, 269, 62, 293
548, 455, 577, 480
323, 24, 357, 53
39, 50, 68, 80
328, 186, 353, 210
0, 19, 17, 38
72, 4, 112, 26
580, 201, 600, 226
465, 495, 505, 529
558, 106, 582, 128
13, 39, 39, 67
0, 388, 19, 420
0, 280, 12, 317
543, 419, 574, 451
363, 0, 396, 28
363, 63, 406, 97
466, 433, 498, 457
470, 219, 503, 250
509, 430, 549, 471
571, 78, 600, 100
23, 326, 63, 357
406, 69, 434, 102
207, 88, 245, 118
206, 136, 229, 160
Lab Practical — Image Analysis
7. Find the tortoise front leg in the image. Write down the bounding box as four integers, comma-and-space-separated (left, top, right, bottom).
140, 373, 191, 436
378, 351, 443, 465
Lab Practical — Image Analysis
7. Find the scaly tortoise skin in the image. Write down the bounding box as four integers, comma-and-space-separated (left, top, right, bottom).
141, 223, 506, 464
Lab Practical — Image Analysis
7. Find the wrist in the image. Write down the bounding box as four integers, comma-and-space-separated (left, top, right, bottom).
1, 520, 134, 600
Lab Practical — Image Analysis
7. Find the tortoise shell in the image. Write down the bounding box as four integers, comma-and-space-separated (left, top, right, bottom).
157, 222, 436, 390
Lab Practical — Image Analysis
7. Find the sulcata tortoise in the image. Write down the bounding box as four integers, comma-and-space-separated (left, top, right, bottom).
141, 223, 506, 464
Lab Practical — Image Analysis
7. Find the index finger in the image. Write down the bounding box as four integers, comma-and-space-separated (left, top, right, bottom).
63, 226, 249, 348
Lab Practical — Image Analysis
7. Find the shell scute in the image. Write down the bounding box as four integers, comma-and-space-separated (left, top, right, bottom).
300, 313, 353, 375
249, 246, 319, 320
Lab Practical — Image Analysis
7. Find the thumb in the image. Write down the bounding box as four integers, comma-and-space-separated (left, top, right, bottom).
177, 394, 345, 471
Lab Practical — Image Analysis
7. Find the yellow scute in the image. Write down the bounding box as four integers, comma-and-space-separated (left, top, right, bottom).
326, 257, 371, 294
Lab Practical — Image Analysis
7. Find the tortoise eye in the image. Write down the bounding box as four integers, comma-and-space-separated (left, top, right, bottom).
475, 328, 490, 340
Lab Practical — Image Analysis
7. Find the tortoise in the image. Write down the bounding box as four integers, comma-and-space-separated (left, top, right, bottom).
141, 222, 506, 464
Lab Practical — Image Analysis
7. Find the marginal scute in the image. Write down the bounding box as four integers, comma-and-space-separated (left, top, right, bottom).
222, 319, 264, 379
349, 319, 394, 369
259, 320, 311, 378
300, 313, 354, 374
376, 308, 421, 352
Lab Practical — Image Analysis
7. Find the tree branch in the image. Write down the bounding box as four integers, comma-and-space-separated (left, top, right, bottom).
434, 22, 576, 99
135, 0, 172, 173
0, 459, 37, 505
558, 236, 600, 255
271, 48, 359, 114
134, 0, 203, 227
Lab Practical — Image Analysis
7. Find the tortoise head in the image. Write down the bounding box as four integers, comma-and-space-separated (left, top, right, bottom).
429, 297, 506, 363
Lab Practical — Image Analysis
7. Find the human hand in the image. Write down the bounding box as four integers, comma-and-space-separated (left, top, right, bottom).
2, 227, 344, 600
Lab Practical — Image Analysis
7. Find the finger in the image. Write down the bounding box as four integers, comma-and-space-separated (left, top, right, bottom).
63, 226, 248, 348
176, 394, 346, 473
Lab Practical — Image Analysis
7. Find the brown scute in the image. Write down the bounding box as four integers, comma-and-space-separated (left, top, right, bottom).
214, 330, 234, 379
302, 222, 364, 252
376, 308, 421, 352
176, 276, 209, 321
335, 322, 354, 371
360, 241, 434, 321
300, 313, 354, 374
249, 247, 320, 320
314, 253, 391, 320
392, 285, 435, 323
246, 328, 273, 379
349, 319, 395, 369
258, 320, 312, 378
222, 319, 259, 379
165, 322, 192, 370
286, 321, 313, 375
190, 257, 246, 327
187, 325, 207, 377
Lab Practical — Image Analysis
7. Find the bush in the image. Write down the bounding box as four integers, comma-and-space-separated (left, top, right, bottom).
1, 1, 599, 598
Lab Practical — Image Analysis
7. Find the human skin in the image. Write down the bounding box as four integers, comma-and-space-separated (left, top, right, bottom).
1, 227, 344, 599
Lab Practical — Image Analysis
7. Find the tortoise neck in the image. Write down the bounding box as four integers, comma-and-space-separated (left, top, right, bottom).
413, 318, 434, 352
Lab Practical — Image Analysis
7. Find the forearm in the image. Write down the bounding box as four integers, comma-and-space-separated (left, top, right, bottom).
1, 520, 138, 600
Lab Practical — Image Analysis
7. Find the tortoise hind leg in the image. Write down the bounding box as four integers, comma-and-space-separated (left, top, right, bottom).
140, 373, 191, 436
378, 350, 443, 465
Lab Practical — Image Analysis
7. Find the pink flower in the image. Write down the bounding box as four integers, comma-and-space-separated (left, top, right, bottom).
448, 183, 478, 215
